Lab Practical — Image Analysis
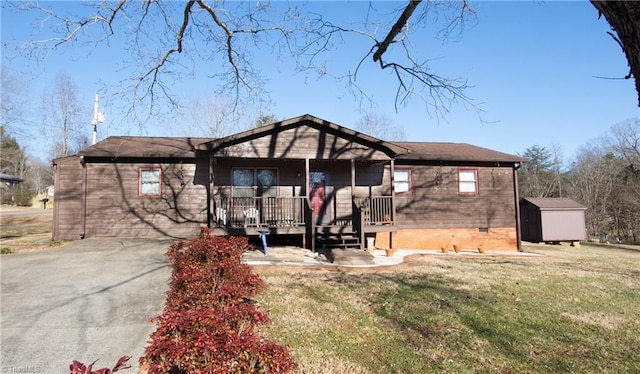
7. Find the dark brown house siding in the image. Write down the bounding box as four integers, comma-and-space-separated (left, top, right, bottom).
393, 165, 516, 228
53, 156, 210, 240
83, 160, 208, 238
374, 162, 521, 251
52, 156, 84, 240
212, 124, 393, 161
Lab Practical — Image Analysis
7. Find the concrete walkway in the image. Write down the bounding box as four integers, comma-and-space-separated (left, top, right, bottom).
243, 245, 540, 268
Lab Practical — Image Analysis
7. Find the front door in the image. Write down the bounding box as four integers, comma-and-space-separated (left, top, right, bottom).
310, 171, 331, 225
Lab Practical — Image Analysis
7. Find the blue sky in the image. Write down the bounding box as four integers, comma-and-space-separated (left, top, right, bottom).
2, 1, 639, 164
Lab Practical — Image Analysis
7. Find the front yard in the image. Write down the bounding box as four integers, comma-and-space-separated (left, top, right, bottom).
2, 208, 638, 373
255, 243, 640, 373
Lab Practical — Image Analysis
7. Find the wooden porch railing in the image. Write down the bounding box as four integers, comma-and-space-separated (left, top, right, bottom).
352, 195, 393, 250
214, 195, 393, 230
214, 196, 307, 228
360, 196, 393, 225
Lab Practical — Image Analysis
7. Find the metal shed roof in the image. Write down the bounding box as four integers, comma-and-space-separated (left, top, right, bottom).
521, 197, 587, 210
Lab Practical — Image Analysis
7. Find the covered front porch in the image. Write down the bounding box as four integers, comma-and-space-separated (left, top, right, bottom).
210, 190, 397, 251
199, 114, 410, 250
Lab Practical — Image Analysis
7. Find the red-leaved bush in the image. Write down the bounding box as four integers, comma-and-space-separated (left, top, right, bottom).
70, 356, 131, 374
165, 235, 266, 311
141, 228, 296, 373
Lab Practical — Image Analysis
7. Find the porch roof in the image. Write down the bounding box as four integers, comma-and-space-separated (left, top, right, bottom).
198, 114, 411, 157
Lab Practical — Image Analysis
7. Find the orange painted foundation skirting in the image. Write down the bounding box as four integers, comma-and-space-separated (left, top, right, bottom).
375, 227, 518, 251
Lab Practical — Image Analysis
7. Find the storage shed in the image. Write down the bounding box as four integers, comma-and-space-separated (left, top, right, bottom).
519, 198, 587, 243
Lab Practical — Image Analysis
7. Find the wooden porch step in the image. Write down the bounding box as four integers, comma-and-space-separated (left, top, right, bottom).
319, 241, 361, 250
316, 234, 361, 250
314, 224, 362, 250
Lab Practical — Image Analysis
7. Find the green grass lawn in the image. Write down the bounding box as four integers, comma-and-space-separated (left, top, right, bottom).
256, 244, 640, 374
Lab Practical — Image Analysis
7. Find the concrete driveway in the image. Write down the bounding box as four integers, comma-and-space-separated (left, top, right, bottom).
1, 237, 174, 373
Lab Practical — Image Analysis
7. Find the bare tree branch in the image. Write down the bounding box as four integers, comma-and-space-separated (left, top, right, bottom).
107, 0, 126, 32
5, 1, 480, 121
373, 0, 422, 64
135, 0, 195, 109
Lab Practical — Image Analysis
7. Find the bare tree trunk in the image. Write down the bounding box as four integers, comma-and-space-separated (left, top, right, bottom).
591, 1, 640, 107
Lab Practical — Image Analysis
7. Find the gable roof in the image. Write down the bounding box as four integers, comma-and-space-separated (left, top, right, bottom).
65, 115, 525, 164
521, 197, 587, 210
395, 142, 526, 164
76, 136, 214, 159
198, 114, 410, 157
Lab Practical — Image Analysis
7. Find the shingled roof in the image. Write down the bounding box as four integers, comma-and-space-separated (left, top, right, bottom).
77, 136, 214, 159
69, 116, 525, 166
395, 142, 526, 163
198, 114, 410, 157
521, 197, 587, 210
71, 137, 525, 164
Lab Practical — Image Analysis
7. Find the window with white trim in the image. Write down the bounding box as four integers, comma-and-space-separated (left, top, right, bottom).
139, 167, 162, 196
458, 168, 478, 195
394, 169, 412, 194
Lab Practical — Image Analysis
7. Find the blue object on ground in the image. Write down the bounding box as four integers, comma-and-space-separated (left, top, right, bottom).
257, 229, 271, 255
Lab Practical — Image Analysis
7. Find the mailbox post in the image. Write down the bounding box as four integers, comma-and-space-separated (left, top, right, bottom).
39, 198, 49, 209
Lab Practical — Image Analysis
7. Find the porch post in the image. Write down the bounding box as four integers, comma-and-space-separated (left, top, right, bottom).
390, 159, 396, 222
306, 158, 314, 252
305, 158, 310, 201
350, 159, 356, 194
389, 159, 396, 249
351, 159, 365, 249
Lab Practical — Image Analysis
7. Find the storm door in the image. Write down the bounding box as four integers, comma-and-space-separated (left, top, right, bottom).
310, 171, 331, 225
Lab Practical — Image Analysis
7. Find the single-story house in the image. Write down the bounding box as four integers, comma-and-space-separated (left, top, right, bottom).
1, 172, 24, 204
519, 197, 587, 243
52, 114, 526, 251
1, 172, 23, 188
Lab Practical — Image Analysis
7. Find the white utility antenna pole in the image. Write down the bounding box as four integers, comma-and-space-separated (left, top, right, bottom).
91, 93, 105, 145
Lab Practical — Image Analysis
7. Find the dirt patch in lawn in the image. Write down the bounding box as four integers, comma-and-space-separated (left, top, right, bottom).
0, 212, 59, 253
